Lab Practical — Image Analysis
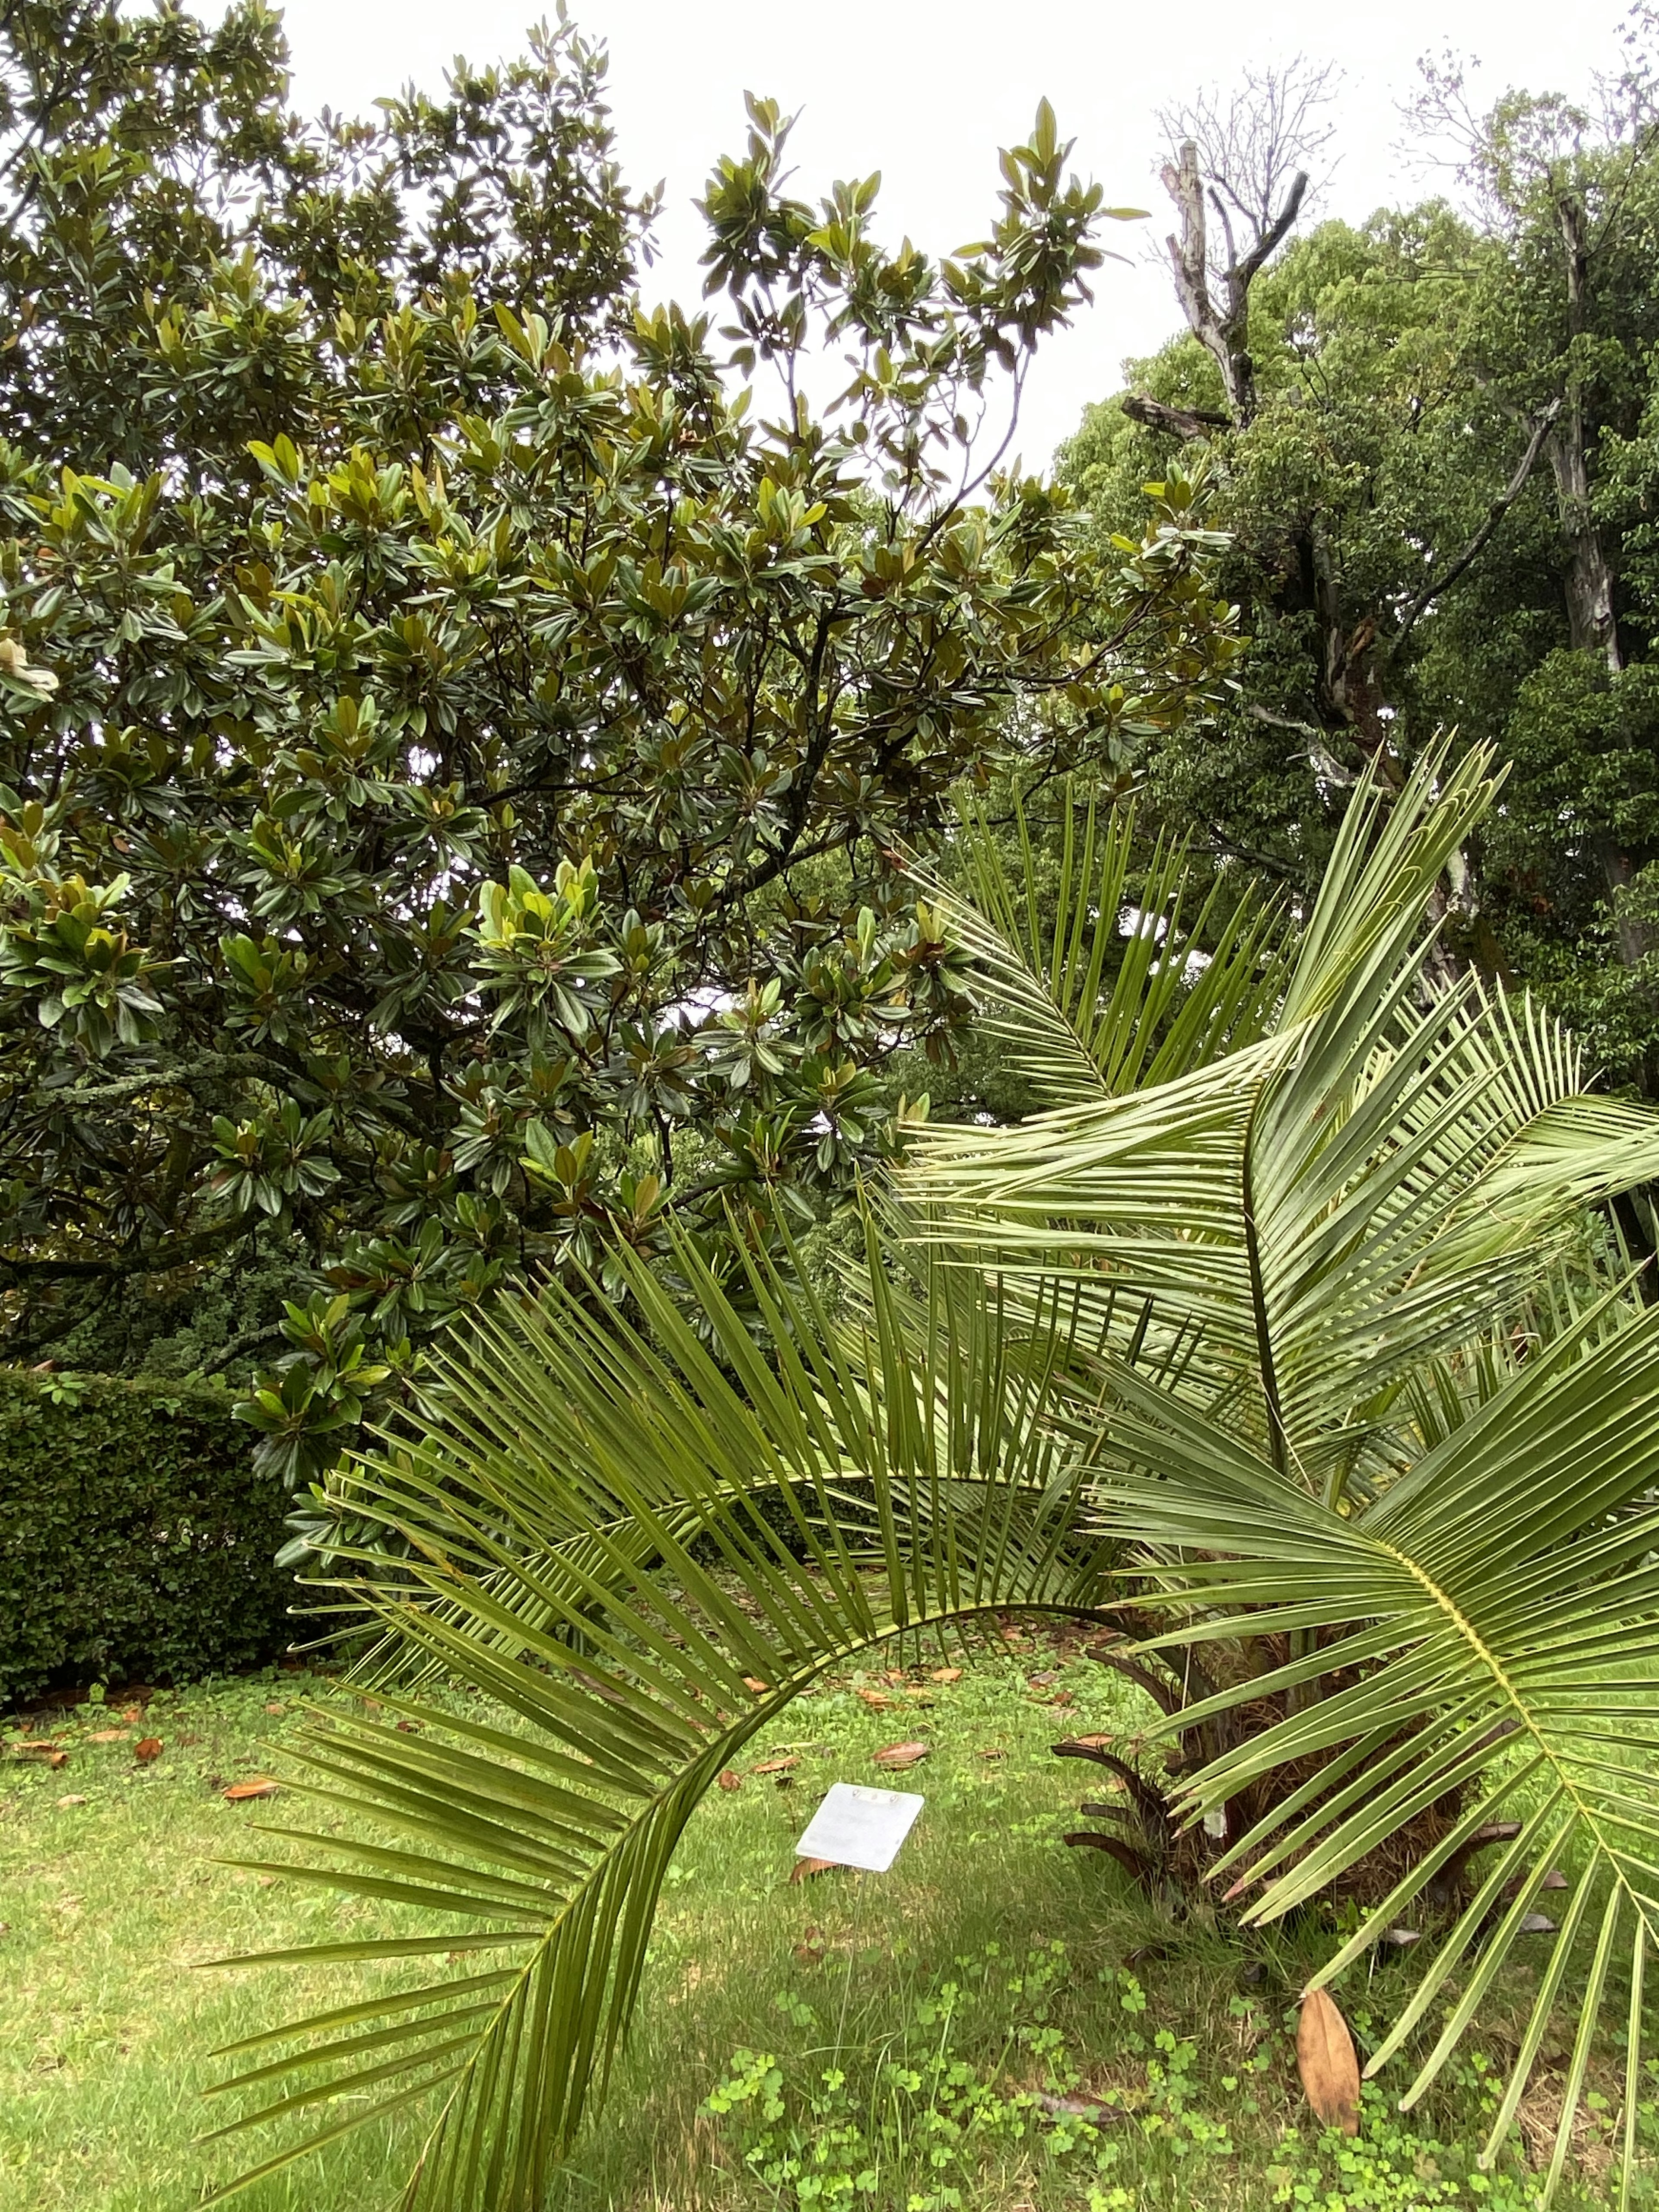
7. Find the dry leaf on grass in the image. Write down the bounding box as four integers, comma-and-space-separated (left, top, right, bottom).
753, 1756, 798, 1774
1297, 1987, 1360, 2134
794, 1926, 827, 1963
741, 1677, 770, 1695
929, 1666, 963, 1684
56, 1794, 87, 1808
872, 1740, 929, 1770
18, 1742, 67, 1767
716, 1768, 742, 1792
854, 1688, 892, 1711
789, 1856, 840, 1883
223, 1777, 280, 1802
85, 1729, 130, 1744
133, 1737, 163, 1763
978, 1746, 1006, 1761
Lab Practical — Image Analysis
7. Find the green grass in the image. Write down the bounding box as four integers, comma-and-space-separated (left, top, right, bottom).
0, 1633, 1640, 2211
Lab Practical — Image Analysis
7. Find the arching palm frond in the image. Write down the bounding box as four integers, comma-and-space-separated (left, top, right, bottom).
201, 1230, 1115, 2209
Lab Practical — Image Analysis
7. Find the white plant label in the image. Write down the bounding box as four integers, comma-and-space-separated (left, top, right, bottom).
795, 1781, 925, 1873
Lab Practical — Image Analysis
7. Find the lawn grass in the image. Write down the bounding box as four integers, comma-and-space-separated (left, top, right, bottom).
0, 1630, 1638, 2211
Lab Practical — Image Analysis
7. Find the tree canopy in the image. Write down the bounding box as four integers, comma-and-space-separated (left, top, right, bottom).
0, 4, 1238, 1478
1064, 31, 1659, 1099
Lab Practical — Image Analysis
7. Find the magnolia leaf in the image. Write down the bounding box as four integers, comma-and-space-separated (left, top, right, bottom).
789, 1857, 840, 1884
872, 1740, 930, 1769
1297, 1988, 1360, 2135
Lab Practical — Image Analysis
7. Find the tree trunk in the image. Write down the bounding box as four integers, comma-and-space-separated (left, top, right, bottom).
1548, 193, 1650, 996
1549, 194, 1621, 677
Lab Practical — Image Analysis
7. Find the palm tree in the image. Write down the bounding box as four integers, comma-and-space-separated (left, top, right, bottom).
205, 746, 1659, 2209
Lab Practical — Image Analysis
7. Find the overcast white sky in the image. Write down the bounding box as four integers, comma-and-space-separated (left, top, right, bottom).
257, 0, 1631, 467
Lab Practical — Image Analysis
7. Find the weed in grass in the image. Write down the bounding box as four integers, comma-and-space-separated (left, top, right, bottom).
693, 1937, 1553, 2212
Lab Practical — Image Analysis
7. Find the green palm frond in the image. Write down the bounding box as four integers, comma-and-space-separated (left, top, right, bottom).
907, 743, 1659, 1470
893, 741, 1659, 2196
902, 748, 1503, 1328
914, 789, 1287, 1107
1088, 1301, 1659, 2196
202, 1229, 1115, 2207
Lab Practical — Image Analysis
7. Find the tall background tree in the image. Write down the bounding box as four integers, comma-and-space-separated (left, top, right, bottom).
0, 4, 1239, 1483
1064, 18, 1659, 1098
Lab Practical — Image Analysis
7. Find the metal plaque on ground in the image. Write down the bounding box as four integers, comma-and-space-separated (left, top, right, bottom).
794, 1781, 925, 1873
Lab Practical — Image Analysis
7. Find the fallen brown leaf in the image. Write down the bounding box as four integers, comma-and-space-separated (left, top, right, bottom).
741, 1677, 770, 1695
264, 1702, 285, 1715
929, 1666, 963, 1684
872, 1740, 930, 1770
18, 1742, 67, 1767
794, 1925, 827, 1964
85, 1728, 130, 1744
978, 1746, 1006, 1761
854, 1688, 892, 1711
716, 1768, 742, 1792
56, 1794, 87, 1808
789, 1856, 839, 1883
223, 1776, 281, 1802
1057, 1731, 1114, 1751
119, 1704, 144, 1722
753, 1756, 797, 1774
1051, 1688, 1074, 1707
133, 1737, 163, 1763
1297, 1987, 1360, 2135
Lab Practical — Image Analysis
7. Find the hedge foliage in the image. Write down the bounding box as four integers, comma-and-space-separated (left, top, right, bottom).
0, 1368, 295, 1705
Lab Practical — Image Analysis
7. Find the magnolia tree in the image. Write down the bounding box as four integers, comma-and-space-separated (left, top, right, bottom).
0, 7, 1240, 1484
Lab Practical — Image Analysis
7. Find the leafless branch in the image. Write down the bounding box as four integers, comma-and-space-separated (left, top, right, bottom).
1159, 57, 1340, 256
1392, 397, 1561, 647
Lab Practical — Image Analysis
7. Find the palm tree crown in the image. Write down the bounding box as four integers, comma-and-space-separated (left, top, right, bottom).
206, 748, 1659, 2209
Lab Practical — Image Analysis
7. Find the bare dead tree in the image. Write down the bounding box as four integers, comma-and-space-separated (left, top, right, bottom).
1147, 58, 1340, 424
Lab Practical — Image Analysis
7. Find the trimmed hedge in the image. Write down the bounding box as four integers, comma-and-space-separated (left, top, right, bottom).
0, 1369, 296, 1706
